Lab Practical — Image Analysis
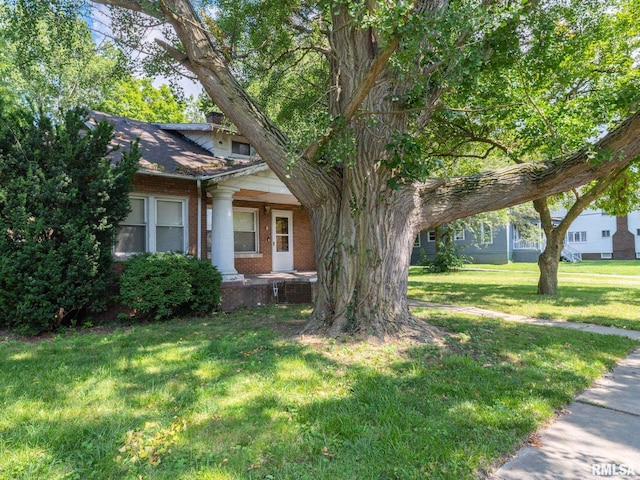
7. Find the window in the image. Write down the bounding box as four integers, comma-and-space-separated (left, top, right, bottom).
115, 197, 146, 255
156, 199, 185, 252
115, 195, 187, 257
427, 230, 436, 242
601, 253, 612, 259
637, 228, 640, 236
602, 230, 611, 238
454, 228, 465, 241
567, 231, 587, 243
414, 235, 421, 248
479, 224, 493, 244
231, 140, 251, 156
233, 208, 258, 253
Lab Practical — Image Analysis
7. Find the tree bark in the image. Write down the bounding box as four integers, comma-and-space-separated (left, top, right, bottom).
537, 240, 561, 295
89, 0, 640, 337
533, 197, 562, 295
533, 167, 626, 295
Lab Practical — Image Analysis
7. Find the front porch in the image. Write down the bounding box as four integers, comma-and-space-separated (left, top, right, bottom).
220, 271, 317, 312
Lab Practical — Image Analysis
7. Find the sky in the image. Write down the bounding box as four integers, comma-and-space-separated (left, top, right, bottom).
86, 3, 204, 99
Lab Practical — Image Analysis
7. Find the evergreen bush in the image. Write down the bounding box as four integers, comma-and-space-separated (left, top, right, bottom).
119, 252, 222, 320
0, 104, 139, 333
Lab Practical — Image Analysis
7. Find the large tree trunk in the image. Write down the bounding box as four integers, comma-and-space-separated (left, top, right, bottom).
303, 113, 425, 337
307, 198, 418, 337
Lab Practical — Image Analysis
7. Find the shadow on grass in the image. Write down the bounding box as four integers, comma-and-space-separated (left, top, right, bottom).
0, 307, 636, 479
408, 272, 640, 327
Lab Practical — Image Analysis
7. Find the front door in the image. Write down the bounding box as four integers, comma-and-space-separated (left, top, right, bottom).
272, 210, 294, 272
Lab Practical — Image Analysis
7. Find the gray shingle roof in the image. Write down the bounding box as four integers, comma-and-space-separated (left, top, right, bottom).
91, 111, 264, 177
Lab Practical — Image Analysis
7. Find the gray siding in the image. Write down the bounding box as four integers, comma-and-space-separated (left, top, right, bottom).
411, 225, 510, 265
512, 250, 540, 263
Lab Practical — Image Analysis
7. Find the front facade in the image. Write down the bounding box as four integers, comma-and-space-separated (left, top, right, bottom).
95, 112, 316, 288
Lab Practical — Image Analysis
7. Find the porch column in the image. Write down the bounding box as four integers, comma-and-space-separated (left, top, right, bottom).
208, 185, 244, 282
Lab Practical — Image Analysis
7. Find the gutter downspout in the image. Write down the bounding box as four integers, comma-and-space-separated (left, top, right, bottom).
197, 179, 202, 259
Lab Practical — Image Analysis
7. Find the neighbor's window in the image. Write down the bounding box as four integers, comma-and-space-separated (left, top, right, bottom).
427, 230, 436, 242
231, 140, 251, 156
233, 208, 258, 252
602, 230, 611, 238
414, 235, 421, 248
567, 231, 587, 243
454, 228, 465, 241
479, 224, 493, 244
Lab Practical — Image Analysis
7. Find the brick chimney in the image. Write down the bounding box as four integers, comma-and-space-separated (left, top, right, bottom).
612, 215, 635, 260
206, 111, 225, 125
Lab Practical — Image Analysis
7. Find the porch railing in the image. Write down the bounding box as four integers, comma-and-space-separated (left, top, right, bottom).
512, 238, 582, 262
561, 244, 582, 263
512, 239, 544, 251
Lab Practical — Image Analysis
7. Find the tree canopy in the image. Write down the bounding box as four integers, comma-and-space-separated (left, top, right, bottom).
95, 77, 188, 122
0, 0, 128, 111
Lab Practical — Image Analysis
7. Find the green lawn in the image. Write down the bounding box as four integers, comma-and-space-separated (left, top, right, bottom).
469, 260, 640, 276
0, 307, 637, 479
408, 262, 640, 330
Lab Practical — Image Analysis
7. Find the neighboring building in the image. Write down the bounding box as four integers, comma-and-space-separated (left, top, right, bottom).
91, 111, 316, 309
555, 210, 640, 260
411, 209, 640, 265
411, 224, 513, 265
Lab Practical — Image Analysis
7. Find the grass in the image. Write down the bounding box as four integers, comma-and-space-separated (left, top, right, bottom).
0, 306, 637, 479
469, 260, 640, 276
408, 262, 640, 330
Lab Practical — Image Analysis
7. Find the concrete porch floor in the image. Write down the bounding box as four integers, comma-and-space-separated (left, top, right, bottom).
242, 271, 317, 285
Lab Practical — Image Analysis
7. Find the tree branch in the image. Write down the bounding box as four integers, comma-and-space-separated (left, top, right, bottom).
89, 0, 166, 20
89, 0, 340, 209
415, 110, 640, 228
557, 166, 627, 234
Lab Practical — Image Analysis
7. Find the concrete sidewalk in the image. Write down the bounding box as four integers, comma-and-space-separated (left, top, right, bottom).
408, 300, 640, 479
408, 300, 640, 341
492, 349, 640, 479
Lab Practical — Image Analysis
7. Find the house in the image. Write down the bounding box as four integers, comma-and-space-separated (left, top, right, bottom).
411, 210, 640, 265
551, 210, 640, 260
93, 111, 316, 310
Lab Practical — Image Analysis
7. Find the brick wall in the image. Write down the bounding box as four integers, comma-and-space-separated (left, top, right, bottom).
230, 200, 316, 274
220, 281, 315, 311
613, 215, 636, 260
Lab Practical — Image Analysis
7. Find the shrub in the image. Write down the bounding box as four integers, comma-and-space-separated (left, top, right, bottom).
420, 242, 471, 273
188, 257, 223, 315
119, 252, 222, 320
0, 105, 139, 334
